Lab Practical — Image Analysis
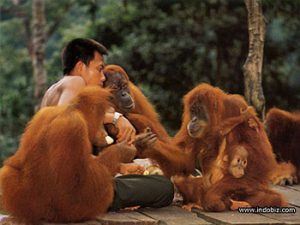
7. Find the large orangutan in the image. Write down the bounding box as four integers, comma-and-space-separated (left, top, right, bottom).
103, 65, 195, 177
103, 64, 170, 141
265, 107, 300, 184
0, 87, 138, 223
174, 84, 287, 211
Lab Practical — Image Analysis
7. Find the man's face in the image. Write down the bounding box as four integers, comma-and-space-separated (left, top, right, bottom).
81, 51, 106, 87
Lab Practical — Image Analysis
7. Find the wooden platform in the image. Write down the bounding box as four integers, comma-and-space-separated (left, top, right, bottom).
1, 185, 299, 225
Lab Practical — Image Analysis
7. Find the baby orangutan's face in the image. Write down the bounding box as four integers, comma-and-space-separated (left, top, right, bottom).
227, 146, 248, 178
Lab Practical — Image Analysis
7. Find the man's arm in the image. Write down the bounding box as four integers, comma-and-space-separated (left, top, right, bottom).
104, 112, 136, 144
61, 78, 136, 144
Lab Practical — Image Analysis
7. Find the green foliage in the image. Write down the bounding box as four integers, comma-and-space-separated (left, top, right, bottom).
93, 0, 249, 132
0, 16, 33, 164
91, 0, 300, 132
0, 0, 93, 164
0, 0, 299, 164
263, 1, 300, 108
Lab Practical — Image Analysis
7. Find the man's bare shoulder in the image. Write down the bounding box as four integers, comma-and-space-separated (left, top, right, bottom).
60, 76, 86, 89
41, 76, 85, 107
47, 76, 85, 92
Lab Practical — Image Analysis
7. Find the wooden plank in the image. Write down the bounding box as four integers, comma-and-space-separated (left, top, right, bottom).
0, 213, 155, 225
97, 211, 158, 225
272, 185, 300, 207
259, 205, 300, 225
0, 218, 102, 225
139, 206, 211, 225
45, 221, 100, 225
194, 209, 282, 225
281, 184, 300, 192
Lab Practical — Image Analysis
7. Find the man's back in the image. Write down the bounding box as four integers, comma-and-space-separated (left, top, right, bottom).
41, 76, 85, 107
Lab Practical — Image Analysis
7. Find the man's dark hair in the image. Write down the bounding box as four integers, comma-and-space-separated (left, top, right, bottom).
62, 38, 108, 75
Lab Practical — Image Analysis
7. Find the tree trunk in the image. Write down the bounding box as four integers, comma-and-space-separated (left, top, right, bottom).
32, 0, 47, 111
243, 0, 266, 119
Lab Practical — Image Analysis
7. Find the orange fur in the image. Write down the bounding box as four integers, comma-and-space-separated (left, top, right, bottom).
265, 108, 300, 181
174, 83, 287, 212
104, 65, 195, 177
104, 64, 170, 141
0, 87, 136, 223
173, 175, 204, 210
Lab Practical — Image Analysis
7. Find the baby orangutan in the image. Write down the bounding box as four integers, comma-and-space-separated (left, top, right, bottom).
225, 145, 248, 179
174, 145, 250, 212
209, 144, 249, 185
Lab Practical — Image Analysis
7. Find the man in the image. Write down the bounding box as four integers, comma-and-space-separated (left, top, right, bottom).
41, 38, 135, 144
41, 38, 174, 211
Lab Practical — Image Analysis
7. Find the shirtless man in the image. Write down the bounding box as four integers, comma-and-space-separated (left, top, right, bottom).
41, 38, 135, 144
40, 38, 174, 211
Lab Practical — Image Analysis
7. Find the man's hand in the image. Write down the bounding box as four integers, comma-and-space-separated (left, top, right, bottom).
116, 116, 136, 144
